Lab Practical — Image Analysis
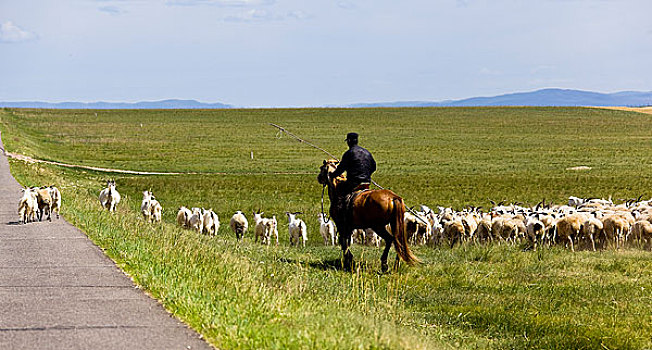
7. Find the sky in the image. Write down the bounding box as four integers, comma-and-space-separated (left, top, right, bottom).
1, 0, 651, 107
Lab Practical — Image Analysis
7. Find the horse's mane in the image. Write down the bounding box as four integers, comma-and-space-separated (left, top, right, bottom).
325, 159, 347, 185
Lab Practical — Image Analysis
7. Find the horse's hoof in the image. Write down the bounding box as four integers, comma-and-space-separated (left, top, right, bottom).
381, 262, 389, 273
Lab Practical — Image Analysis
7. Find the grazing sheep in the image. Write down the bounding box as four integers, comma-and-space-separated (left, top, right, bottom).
555, 213, 587, 252
201, 208, 220, 235
177, 206, 192, 228
581, 216, 603, 251
475, 217, 493, 243
230, 211, 248, 240
48, 186, 61, 219
18, 187, 38, 224
318, 213, 336, 246
444, 219, 465, 247
630, 220, 652, 249
99, 180, 121, 212
602, 214, 630, 249
525, 215, 545, 250
286, 212, 307, 247
188, 207, 204, 233
36, 187, 53, 221
405, 211, 432, 246
364, 228, 382, 247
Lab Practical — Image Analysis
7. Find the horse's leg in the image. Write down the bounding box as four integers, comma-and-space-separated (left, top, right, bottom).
373, 226, 394, 273
339, 227, 354, 271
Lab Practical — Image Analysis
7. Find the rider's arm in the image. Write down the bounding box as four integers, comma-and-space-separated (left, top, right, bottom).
331, 151, 350, 178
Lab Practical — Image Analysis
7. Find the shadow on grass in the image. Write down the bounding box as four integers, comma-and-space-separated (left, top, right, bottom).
278, 256, 380, 274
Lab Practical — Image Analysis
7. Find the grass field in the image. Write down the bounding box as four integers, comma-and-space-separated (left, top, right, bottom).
2, 107, 652, 349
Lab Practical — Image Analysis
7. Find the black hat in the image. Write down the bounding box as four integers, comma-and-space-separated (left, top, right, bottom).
345, 132, 359, 142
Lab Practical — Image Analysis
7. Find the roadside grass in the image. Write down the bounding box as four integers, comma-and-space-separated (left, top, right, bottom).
2, 107, 652, 349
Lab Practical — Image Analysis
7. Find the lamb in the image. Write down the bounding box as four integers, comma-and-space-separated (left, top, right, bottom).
318, 213, 336, 246
177, 206, 192, 228
99, 180, 121, 212
150, 197, 162, 223
286, 212, 307, 247
47, 186, 61, 219
141, 191, 154, 222
36, 187, 53, 221
18, 187, 38, 224
201, 208, 220, 236
253, 211, 274, 245
230, 211, 248, 240
269, 216, 279, 245
188, 207, 204, 233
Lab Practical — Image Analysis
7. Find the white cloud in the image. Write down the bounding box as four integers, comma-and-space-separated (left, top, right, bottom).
99, 6, 127, 15
0, 21, 37, 43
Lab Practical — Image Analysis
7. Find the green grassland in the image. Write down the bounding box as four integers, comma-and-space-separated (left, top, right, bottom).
1, 107, 652, 349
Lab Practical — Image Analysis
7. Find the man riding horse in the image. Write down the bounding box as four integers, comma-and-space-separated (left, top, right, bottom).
329, 132, 376, 229
319, 133, 417, 272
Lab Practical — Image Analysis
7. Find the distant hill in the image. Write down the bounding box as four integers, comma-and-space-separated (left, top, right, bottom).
0, 99, 232, 109
3, 89, 652, 109
348, 89, 652, 108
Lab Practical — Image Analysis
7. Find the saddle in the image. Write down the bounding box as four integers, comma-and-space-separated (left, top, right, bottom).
339, 183, 371, 226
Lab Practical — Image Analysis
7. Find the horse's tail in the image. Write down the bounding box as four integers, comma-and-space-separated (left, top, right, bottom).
392, 197, 420, 265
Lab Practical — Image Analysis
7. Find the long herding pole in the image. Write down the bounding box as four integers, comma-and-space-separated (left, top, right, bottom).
269, 123, 429, 224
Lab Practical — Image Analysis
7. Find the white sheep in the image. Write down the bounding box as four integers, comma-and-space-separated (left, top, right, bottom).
177, 206, 192, 228
188, 207, 204, 233
318, 213, 336, 246
150, 198, 162, 223
201, 208, 220, 235
141, 191, 154, 222
18, 187, 38, 224
286, 212, 307, 247
36, 187, 53, 221
47, 185, 61, 219
230, 211, 248, 240
253, 211, 273, 245
99, 180, 121, 212
269, 215, 279, 245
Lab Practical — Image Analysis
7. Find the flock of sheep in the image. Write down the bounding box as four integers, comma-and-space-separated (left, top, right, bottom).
400, 196, 652, 251
20, 180, 652, 253
97, 180, 311, 247
17, 185, 61, 224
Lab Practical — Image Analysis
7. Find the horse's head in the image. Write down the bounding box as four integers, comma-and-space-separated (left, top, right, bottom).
317, 159, 341, 185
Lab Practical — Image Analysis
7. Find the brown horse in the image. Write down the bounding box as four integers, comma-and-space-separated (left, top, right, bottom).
317, 159, 419, 272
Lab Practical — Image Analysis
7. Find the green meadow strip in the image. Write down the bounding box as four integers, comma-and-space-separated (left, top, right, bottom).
2, 107, 651, 349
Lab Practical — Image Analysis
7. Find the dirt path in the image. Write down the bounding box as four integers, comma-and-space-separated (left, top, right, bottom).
0, 133, 212, 349
3, 150, 312, 176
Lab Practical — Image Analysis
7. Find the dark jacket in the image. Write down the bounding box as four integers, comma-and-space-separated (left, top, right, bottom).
331, 145, 376, 183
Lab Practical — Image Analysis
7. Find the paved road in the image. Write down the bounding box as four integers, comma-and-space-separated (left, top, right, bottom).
0, 133, 212, 349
